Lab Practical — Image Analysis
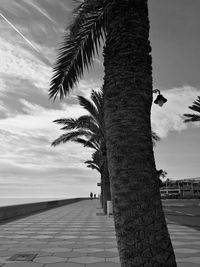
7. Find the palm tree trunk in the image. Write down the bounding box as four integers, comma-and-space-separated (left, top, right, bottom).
100, 174, 103, 208
102, 157, 111, 214
103, 0, 176, 266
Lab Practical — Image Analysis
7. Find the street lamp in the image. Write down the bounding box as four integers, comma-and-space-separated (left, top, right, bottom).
153, 89, 167, 107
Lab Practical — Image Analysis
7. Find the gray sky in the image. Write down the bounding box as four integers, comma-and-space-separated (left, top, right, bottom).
0, 0, 200, 198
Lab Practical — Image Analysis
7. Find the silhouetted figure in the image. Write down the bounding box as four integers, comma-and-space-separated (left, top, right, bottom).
90, 192, 93, 200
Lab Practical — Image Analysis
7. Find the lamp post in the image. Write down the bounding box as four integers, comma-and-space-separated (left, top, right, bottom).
153, 89, 167, 107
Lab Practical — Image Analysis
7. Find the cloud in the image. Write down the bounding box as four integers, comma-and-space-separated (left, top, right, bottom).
0, 99, 99, 197
151, 85, 200, 138
26, 1, 56, 24
0, 0, 101, 199
0, 36, 51, 93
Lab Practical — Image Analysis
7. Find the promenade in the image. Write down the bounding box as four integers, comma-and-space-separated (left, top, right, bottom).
0, 199, 199, 267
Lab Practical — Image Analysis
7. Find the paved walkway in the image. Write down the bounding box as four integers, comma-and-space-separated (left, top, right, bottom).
0, 199, 199, 266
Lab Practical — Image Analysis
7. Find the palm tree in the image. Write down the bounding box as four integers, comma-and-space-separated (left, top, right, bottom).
49, 1, 176, 265
52, 90, 111, 214
184, 96, 200, 122
85, 150, 104, 206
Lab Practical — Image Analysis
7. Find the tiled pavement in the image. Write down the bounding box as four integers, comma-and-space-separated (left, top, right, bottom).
0, 199, 199, 267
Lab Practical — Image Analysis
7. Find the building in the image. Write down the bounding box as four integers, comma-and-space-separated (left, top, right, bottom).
160, 177, 200, 197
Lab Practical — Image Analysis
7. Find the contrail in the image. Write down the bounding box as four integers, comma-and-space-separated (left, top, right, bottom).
0, 12, 40, 53
0, 12, 52, 66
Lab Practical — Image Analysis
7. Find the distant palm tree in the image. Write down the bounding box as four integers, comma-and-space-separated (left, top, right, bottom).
184, 96, 200, 122
85, 150, 101, 173
49, 1, 176, 265
52, 90, 111, 214
85, 150, 103, 206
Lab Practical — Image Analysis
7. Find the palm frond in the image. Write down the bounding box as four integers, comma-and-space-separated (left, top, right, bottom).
91, 89, 103, 116
152, 131, 160, 147
91, 89, 105, 132
53, 118, 77, 128
152, 131, 160, 142
184, 114, 200, 123
78, 94, 105, 137
51, 130, 91, 146
189, 96, 200, 113
84, 149, 103, 173
49, 0, 113, 100
92, 149, 102, 165
84, 160, 101, 173
54, 116, 97, 132
184, 96, 200, 123
73, 137, 98, 150
78, 95, 99, 119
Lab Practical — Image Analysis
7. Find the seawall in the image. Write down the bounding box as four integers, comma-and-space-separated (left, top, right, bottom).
0, 198, 87, 223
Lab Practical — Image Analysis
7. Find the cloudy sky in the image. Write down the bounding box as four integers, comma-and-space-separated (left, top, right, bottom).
0, 0, 200, 199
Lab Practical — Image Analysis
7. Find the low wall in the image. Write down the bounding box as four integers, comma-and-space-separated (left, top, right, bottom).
0, 198, 87, 223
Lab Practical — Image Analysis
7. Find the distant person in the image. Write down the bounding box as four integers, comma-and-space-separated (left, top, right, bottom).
90, 192, 93, 200
94, 194, 96, 199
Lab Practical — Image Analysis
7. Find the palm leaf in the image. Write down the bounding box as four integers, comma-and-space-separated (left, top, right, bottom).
184, 114, 200, 123
90, 89, 105, 133
78, 95, 99, 120
184, 96, 200, 123
51, 130, 91, 146
53, 118, 77, 129
91, 89, 103, 115
49, 0, 113, 100
152, 131, 160, 147
85, 160, 101, 173
53, 116, 98, 132
60, 115, 97, 132
73, 137, 99, 150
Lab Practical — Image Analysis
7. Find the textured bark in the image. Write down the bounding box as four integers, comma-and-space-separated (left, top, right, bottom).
100, 174, 103, 208
102, 157, 111, 214
103, 0, 177, 266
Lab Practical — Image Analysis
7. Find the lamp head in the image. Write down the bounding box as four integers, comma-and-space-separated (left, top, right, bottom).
154, 94, 167, 107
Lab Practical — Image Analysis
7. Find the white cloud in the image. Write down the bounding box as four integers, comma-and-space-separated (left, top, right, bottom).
0, 36, 51, 93
26, 1, 56, 24
0, 99, 99, 197
151, 85, 200, 137
0, 98, 89, 139
0, 100, 7, 113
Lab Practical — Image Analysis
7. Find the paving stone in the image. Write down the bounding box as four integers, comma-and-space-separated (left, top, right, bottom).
177, 263, 200, 267
23, 241, 47, 245
85, 262, 120, 267
48, 241, 74, 246
0, 251, 15, 257
88, 243, 115, 249
28, 244, 58, 249
174, 248, 200, 254
73, 248, 104, 253
44, 263, 84, 267
176, 257, 200, 264
7, 248, 39, 253
106, 257, 120, 263
58, 243, 87, 249
31, 235, 52, 239
53, 251, 87, 258
0, 241, 18, 245
69, 256, 104, 264
87, 251, 119, 258
41, 247, 72, 253
2, 263, 44, 267
106, 248, 118, 252
33, 256, 67, 263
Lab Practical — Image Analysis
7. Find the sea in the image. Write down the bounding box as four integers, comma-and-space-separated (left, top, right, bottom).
0, 197, 67, 207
